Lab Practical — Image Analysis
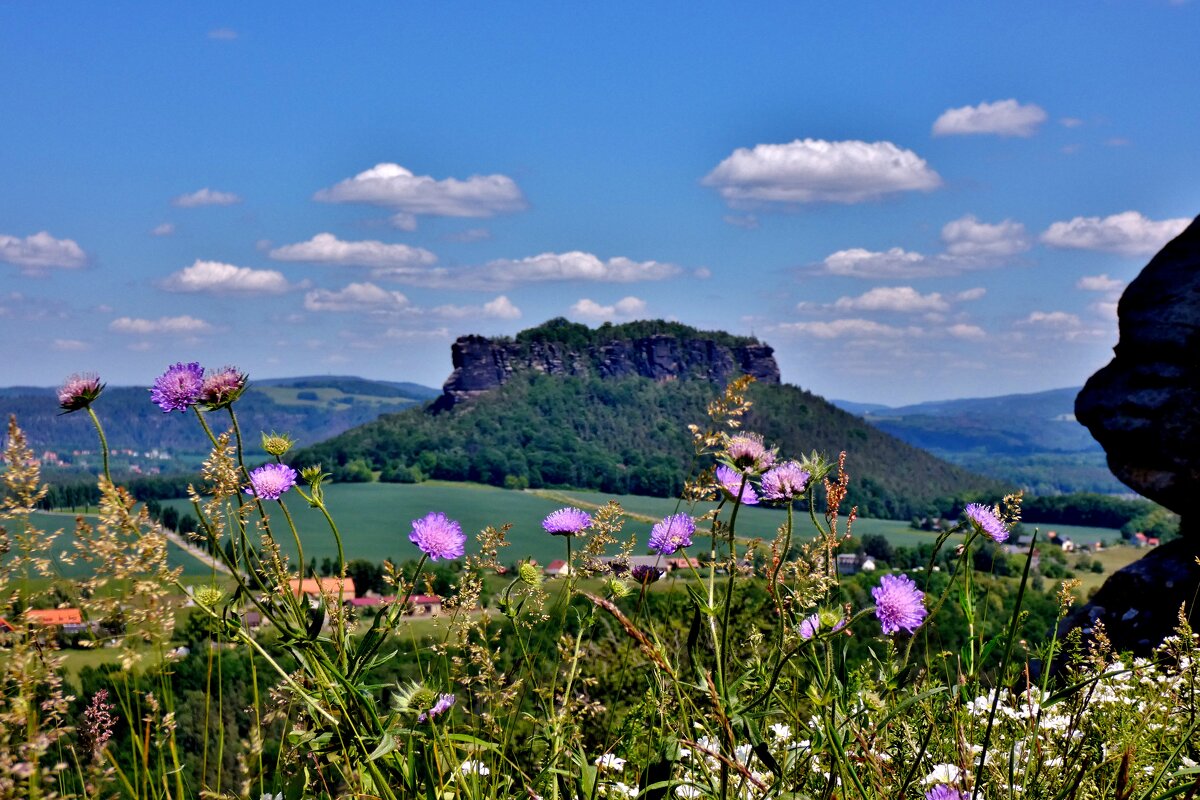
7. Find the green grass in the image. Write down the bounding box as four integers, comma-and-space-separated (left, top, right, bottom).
255, 386, 419, 409
157, 482, 1121, 570
21, 512, 218, 577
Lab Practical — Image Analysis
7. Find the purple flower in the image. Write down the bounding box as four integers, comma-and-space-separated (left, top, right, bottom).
418, 693, 456, 723
245, 463, 298, 501
542, 507, 592, 536
58, 372, 104, 413
799, 613, 820, 640
872, 573, 927, 635
151, 362, 205, 412
760, 462, 811, 502
410, 512, 466, 561
725, 433, 776, 474
716, 465, 759, 506
925, 786, 966, 800
200, 366, 247, 409
964, 503, 1008, 543
630, 564, 663, 584
648, 514, 695, 555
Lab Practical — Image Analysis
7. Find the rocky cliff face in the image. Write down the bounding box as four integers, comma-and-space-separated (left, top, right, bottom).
1065, 213, 1200, 655
438, 330, 780, 407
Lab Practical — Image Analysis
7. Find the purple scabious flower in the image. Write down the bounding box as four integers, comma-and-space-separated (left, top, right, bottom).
715, 465, 759, 506
418, 693, 456, 723
245, 463, 298, 501
964, 502, 1009, 543
630, 564, 663, 584
151, 362, 205, 412
725, 432, 776, 474
410, 512, 466, 561
648, 514, 695, 555
760, 461, 811, 502
799, 613, 820, 640
58, 372, 104, 413
200, 366, 247, 409
925, 786, 966, 800
542, 507, 592, 536
872, 573, 927, 635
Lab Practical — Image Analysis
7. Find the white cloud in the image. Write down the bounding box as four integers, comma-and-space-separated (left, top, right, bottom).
570, 296, 647, 321
480, 251, 681, 286
1059, 117, 1084, 128
208, 28, 238, 40
955, 287, 987, 301
941, 215, 1030, 259
383, 326, 452, 340
314, 163, 527, 218
304, 282, 410, 312
723, 214, 760, 229
776, 318, 918, 339
831, 286, 949, 313
160, 260, 295, 294
0, 231, 87, 272
151, 223, 176, 237
172, 188, 241, 207
110, 315, 213, 335
433, 295, 523, 320
446, 227, 492, 243
1021, 310, 1081, 328
52, 339, 90, 351
1092, 300, 1119, 320
947, 323, 987, 340
269, 233, 437, 269
703, 139, 941, 205
1040, 211, 1191, 256
932, 99, 1048, 137
390, 212, 418, 231
1076, 273, 1124, 292
819, 247, 945, 279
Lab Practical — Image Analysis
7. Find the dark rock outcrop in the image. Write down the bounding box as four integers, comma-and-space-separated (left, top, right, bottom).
1067, 214, 1200, 653
437, 325, 780, 408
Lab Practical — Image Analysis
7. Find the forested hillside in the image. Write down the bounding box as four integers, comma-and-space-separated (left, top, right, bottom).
293, 373, 1003, 519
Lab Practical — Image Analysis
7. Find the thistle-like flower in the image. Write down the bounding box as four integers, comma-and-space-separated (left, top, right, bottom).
724, 432, 776, 474
244, 463, 299, 501
410, 512, 466, 561
417, 693, 455, 723
542, 507, 592, 536
58, 372, 104, 413
715, 465, 759, 505
151, 362, 205, 412
872, 573, 927, 635
648, 513, 695, 555
261, 431, 295, 457
799, 613, 820, 640
631, 564, 663, 584
760, 461, 811, 502
964, 502, 1009, 543
200, 366, 248, 410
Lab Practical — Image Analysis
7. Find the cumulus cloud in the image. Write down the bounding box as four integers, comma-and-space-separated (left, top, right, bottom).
314, 163, 527, 218
819, 247, 945, 279
1021, 310, 1081, 329
570, 296, 647, 321
109, 315, 213, 335
932, 99, 1048, 137
160, 260, 295, 294
1040, 211, 1191, 256
947, 323, 987, 340
831, 286, 949, 314
172, 188, 241, 207
776, 318, 919, 339
269, 233, 437, 269
52, 339, 90, 351
1076, 273, 1124, 292
446, 227, 492, 243
722, 214, 760, 229
941, 215, 1030, 259
0, 231, 87, 272
304, 282, 409, 312
703, 139, 941, 205
432, 295, 523, 320
151, 223, 176, 237
955, 287, 987, 301
479, 251, 681, 286
1059, 117, 1084, 128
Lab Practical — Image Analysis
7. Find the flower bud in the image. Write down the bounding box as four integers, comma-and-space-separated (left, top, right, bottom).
518, 562, 542, 587
262, 431, 294, 457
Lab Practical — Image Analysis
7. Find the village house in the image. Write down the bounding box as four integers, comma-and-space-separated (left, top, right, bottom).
288, 577, 357, 603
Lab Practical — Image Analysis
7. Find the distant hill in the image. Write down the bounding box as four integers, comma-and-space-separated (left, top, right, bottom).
294, 319, 1003, 521
829, 388, 1124, 494
0, 376, 438, 471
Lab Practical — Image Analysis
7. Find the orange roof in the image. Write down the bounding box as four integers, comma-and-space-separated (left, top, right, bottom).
26, 608, 84, 626
288, 577, 356, 597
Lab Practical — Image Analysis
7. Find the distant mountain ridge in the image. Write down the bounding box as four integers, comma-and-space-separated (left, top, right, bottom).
829, 388, 1122, 494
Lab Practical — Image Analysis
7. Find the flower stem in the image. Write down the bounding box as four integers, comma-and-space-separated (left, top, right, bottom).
85, 406, 111, 484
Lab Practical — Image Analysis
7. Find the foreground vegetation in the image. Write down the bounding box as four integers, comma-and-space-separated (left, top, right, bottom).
1, 368, 1196, 799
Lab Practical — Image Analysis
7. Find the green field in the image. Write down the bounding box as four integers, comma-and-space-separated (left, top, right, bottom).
157, 482, 1126, 570
21, 512, 217, 578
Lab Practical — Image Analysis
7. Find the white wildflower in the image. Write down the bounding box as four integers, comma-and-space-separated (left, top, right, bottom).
595, 754, 627, 773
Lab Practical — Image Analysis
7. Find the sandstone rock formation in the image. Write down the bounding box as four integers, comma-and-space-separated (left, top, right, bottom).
436, 321, 780, 408
1067, 214, 1200, 653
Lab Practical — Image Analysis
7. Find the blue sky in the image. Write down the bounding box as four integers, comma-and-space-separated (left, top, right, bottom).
2, 3, 1197, 404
